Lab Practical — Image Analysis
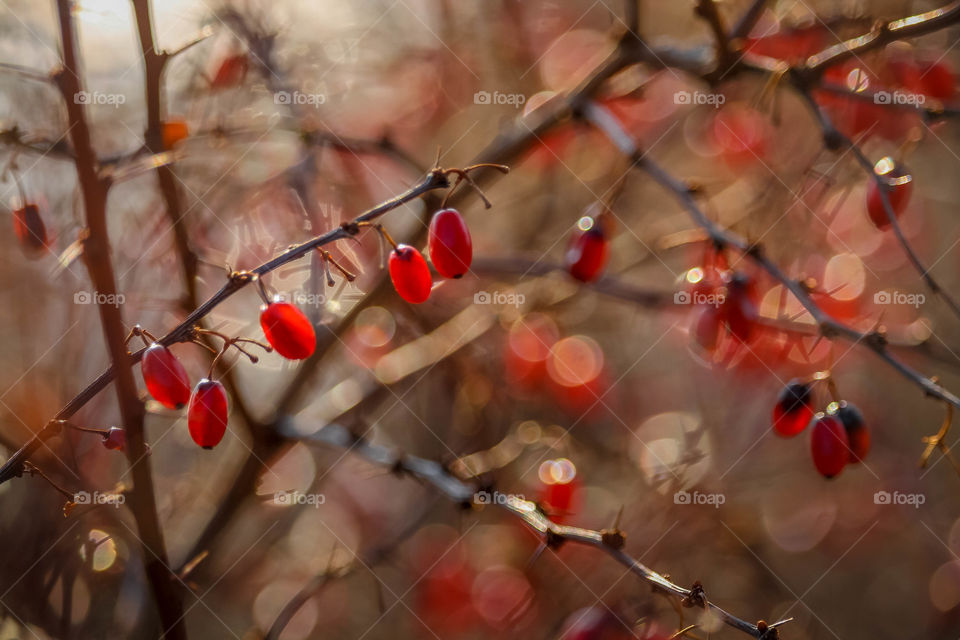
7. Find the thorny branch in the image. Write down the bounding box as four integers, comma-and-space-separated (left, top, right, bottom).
285, 422, 786, 639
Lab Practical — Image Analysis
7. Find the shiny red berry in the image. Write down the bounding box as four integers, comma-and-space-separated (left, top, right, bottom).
811, 414, 849, 478
141, 343, 191, 409
866, 157, 912, 230
13, 204, 49, 256
566, 219, 609, 283
428, 208, 472, 279
102, 427, 126, 451
836, 401, 869, 463
188, 379, 228, 449
260, 301, 316, 360
388, 244, 432, 303
773, 380, 814, 437
721, 273, 758, 343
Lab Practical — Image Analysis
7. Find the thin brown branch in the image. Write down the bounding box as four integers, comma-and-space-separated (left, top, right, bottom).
729, 0, 768, 40
292, 423, 776, 639
804, 2, 960, 77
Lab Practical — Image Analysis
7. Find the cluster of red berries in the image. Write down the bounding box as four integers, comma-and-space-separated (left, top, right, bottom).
386, 206, 473, 303
772, 378, 870, 478
134, 294, 317, 449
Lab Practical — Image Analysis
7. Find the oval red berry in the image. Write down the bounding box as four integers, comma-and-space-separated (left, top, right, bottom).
566, 224, 609, 283
389, 244, 432, 303
811, 414, 849, 478
866, 158, 912, 230
141, 343, 191, 409
13, 204, 49, 256
428, 208, 472, 279
188, 379, 229, 449
102, 427, 126, 452
836, 402, 870, 463
260, 301, 316, 360
772, 381, 814, 438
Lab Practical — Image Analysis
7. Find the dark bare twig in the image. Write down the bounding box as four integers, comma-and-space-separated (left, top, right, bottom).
729, 0, 769, 40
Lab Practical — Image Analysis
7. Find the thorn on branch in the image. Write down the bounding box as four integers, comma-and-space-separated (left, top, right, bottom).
544, 528, 565, 550
682, 581, 707, 608
601, 528, 626, 549
757, 620, 778, 640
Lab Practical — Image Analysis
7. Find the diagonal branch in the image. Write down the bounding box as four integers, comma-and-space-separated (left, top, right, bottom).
584, 102, 960, 416
291, 422, 780, 639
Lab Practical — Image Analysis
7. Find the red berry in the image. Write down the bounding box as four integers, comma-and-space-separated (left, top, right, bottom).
211, 54, 248, 89
810, 414, 849, 478
141, 343, 191, 409
13, 204, 49, 256
866, 157, 912, 230
566, 218, 609, 283
187, 379, 229, 449
102, 427, 126, 451
721, 273, 758, 343
260, 301, 316, 360
773, 380, 814, 437
539, 458, 578, 523
388, 244, 432, 303
428, 208, 472, 278
836, 401, 870, 463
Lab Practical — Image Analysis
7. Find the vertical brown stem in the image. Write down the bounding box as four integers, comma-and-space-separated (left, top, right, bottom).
54, 1, 187, 638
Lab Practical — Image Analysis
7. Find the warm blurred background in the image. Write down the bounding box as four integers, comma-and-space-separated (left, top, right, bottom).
2, 0, 960, 638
